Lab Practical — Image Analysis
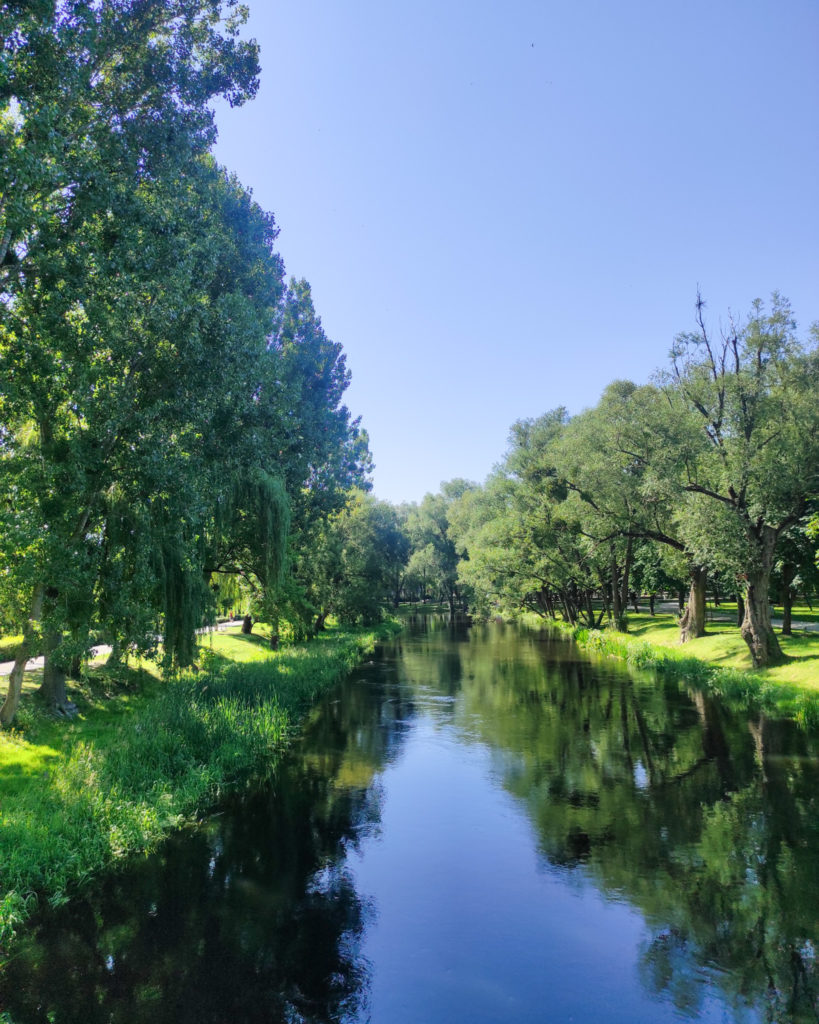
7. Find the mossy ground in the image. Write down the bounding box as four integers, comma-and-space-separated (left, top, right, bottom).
0, 620, 400, 958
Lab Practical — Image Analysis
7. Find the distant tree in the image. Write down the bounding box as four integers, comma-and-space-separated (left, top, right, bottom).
407, 481, 476, 615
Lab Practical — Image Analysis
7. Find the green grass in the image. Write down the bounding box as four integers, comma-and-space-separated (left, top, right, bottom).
621, 611, 819, 688
0, 620, 400, 959
709, 599, 818, 624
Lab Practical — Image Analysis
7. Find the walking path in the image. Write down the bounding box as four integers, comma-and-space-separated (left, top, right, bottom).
0, 619, 243, 677
653, 600, 819, 632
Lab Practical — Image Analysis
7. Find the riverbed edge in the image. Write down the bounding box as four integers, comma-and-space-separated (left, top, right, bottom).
0, 620, 403, 962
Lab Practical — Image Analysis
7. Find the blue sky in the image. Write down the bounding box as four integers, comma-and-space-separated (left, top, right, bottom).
213, 0, 819, 505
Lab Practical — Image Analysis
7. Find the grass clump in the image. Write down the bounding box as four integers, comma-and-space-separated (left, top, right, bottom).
0, 620, 400, 958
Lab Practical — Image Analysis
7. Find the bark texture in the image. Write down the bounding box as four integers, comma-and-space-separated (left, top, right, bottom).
740, 527, 782, 667
679, 566, 707, 643
1, 585, 46, 726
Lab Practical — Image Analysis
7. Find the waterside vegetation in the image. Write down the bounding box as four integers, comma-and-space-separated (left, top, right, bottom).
0, 621, 399, 959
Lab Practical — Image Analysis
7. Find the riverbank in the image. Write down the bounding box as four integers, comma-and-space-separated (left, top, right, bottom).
0, 620, 400, 960
531, 611, 819, 725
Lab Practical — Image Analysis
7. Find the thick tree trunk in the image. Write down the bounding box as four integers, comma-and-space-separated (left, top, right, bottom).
241, 614, 253, 634
679, 566, 707, 643
38, 629, 73, 713
736, 593, 745, 627
1, 585, 45, 727
740, 527, 782, 667
107, 636, 123, 672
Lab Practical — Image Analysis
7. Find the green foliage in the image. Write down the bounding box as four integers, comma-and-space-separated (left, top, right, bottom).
557, 617, 819, 721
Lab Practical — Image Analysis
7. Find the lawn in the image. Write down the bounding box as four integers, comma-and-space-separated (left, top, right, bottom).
624, 612, 819, 689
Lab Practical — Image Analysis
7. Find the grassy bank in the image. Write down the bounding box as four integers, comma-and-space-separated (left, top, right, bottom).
0, 620, 400, 959
532, 611, 819, 726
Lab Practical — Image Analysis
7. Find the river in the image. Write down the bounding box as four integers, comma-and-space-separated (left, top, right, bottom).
2, 616, 818, 1023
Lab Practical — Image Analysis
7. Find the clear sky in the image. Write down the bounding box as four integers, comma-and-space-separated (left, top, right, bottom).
213, 0, 819, 505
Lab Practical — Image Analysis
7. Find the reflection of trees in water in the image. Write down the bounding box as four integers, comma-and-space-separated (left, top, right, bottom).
5, 623, 819, 1023
451, 630, 819, 1023
2, 666, 415, 1024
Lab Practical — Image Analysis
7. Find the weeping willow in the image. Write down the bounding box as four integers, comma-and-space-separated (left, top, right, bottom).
104, 470, 290, 670
159, 530, 210, 669
230, 470, 290, 591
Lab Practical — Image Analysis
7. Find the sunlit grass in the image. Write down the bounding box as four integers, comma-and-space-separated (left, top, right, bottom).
624, 612, 819, 688
0, 635, 25, 662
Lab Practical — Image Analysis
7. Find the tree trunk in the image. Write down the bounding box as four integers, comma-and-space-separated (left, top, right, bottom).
620, 537, 633, 614
649, 593, 655, 616
1, 584, 45, 727
736, 593, 745, 627
679, 565, 707, 643
610, 548, 626, 631
38, 629, 72, 713
107, 636, 123, 672
740, 526, 782, 667
241, 614, 253, 634
780, 564, 795, 637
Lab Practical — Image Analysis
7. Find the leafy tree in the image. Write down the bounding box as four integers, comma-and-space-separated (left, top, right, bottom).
406, 481, 475, 615
450, 411, 610, 626
662, 294, 819, 666
286, 492, 408, 630
0, 2, 271, 722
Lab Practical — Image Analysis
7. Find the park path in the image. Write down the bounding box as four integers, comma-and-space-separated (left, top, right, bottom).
0, 619, 243, 677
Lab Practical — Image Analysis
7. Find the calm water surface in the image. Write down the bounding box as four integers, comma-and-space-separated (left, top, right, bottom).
3, 617, 818, 1023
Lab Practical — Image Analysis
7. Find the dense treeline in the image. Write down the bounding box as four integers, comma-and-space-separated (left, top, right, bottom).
427, 294, 819, 669
0, 1, 385, 726
321, 297, 819, 673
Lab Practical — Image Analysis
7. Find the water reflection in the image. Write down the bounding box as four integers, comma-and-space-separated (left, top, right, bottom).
2, 617, 818, 1023
0, 660, 417, 1024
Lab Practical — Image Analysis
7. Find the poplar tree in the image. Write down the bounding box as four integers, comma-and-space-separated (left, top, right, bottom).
0, 1, 264, 722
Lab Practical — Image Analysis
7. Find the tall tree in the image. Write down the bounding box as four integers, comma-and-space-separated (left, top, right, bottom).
0, 1, 265, 722
407, 481, 475, 615
663, 294, 819, 666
